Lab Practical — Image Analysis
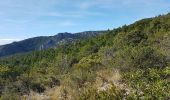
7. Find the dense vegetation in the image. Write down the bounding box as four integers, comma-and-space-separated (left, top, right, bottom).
0, 13, 170, 100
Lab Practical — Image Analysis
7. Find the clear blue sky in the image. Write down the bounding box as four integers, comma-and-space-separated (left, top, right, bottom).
0, 0, 170, 45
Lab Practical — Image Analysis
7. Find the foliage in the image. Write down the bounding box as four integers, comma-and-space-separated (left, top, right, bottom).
0, 13, 170, 99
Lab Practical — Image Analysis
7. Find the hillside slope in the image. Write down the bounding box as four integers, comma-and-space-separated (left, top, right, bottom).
0, 31, 103, 57
0, 13, 170, 100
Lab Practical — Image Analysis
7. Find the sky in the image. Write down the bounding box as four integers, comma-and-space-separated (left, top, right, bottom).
0, 0, 170, 45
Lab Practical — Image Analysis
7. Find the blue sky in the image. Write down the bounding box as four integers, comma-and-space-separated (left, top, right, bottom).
0, 0, 170, 45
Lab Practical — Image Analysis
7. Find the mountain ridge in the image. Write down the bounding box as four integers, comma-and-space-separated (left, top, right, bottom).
0, 31, 104, 57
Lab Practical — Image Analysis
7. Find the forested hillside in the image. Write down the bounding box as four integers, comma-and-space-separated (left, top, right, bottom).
0, 31, 103, 57
0, 13, 170, 100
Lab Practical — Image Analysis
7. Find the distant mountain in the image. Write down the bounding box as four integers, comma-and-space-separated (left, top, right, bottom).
0, 31, 104, 57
